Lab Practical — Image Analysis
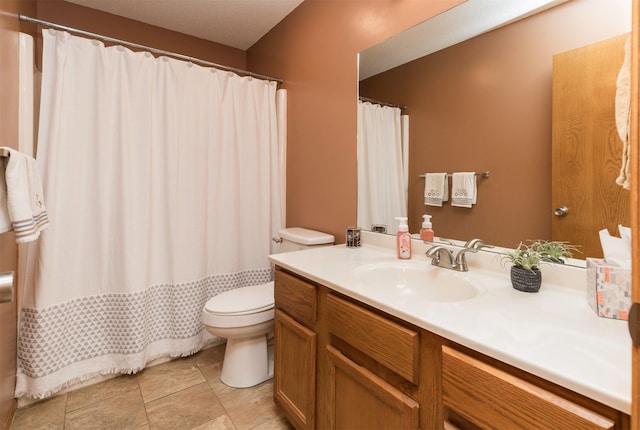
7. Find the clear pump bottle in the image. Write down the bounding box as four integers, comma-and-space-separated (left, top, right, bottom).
420, 214, 434, 242
395, 217, 412, 259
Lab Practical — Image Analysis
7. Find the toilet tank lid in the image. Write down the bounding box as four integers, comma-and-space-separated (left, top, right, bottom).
279, 227, 335, 245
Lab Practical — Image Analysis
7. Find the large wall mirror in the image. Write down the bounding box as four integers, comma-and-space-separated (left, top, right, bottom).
357, 0, 632, 263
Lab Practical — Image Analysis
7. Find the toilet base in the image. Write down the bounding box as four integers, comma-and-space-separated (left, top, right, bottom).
220, 334, 274, 388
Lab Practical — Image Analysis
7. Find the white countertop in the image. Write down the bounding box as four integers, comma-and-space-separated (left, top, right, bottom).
269, 233, 631, 414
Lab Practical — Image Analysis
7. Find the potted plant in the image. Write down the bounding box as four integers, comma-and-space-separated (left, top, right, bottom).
500, 240, 578, 293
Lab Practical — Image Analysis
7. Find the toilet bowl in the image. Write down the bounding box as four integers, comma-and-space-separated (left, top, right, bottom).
201, 227, 334, 388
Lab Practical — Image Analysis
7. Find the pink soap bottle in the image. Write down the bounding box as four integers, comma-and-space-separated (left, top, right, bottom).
420, 214, 434, 242
395, 217, 412, 259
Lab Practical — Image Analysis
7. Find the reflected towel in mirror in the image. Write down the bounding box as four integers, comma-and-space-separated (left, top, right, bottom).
424, 173, 448, 207
451, 172, 477, 208
615, 36, 631, 190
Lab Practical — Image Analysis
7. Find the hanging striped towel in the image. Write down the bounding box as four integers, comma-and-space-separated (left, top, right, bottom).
424, 173, 448, 207
451, 172, 477, 208
0, 147, 49, 243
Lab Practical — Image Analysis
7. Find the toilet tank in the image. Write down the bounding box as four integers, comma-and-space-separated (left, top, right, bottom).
277, 227, 335, 253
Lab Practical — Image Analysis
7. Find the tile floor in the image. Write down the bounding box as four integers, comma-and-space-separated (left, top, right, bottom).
9, 344, 294, 430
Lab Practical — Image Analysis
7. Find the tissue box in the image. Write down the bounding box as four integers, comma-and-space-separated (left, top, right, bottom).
586, 258, 631, 320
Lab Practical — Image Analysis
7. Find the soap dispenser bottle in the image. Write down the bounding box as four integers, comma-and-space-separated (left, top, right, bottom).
395, 217, 411, 260
420, 214, 435, 242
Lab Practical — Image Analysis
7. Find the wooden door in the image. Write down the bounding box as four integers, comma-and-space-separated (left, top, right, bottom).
552, 34, 631, 258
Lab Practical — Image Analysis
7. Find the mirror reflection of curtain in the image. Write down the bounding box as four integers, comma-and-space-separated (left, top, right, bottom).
357, 101, 408, 235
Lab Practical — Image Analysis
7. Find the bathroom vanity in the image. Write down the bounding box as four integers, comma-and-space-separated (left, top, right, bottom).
269, 234, 631, 430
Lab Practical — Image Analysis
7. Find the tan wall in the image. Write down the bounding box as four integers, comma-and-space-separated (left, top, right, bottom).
359, 0, 630, 247
247, 0, 464, 242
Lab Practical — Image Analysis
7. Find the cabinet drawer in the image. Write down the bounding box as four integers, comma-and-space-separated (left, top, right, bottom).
327, 293, 419, 383
441, 346, 615, 430
275, 269, 317, 328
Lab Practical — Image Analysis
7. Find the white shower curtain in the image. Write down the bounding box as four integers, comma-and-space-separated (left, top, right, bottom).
357, 101, 408, 235
16, 29, 283, 399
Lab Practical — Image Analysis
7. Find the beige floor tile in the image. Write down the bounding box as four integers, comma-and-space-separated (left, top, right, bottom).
191, 343, 226, 368
200, 362, 235, 397
216, 380, 283, 430
145, 382, 225, 430
66, 374, 139, 412
10, 355, 293, 430
10, 394, 67, 430
251, 415, 294, 430
191, 414, 236, 430
137, 356, 206, 402
64, 389, 147, 430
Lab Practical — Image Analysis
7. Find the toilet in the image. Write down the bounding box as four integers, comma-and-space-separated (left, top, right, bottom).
201, 227, 334, 388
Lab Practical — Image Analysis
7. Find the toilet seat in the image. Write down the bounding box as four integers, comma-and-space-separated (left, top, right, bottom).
202, 281, 274, 328
199, 227, 333, 388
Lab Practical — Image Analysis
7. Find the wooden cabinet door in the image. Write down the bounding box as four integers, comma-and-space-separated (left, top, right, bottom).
326, 345, 419, 430
274, 309, 317, 430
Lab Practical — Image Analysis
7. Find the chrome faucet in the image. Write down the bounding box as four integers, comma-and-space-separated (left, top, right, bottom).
426, 244, 478, 272
425, 245, 456, 270
464, 238, 494, 251
453, 247, 478, 272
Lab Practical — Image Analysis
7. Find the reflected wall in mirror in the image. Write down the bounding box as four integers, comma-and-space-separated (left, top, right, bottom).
358, 0, 631, 258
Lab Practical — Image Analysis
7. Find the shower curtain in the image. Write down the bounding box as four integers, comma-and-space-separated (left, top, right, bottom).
15, 29, 283, 399
357, 101, 408, 235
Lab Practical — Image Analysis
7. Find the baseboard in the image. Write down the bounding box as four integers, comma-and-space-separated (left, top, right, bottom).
2, 398, 17, 430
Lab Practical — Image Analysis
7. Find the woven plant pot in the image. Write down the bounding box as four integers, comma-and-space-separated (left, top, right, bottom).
510, 266, 541, 293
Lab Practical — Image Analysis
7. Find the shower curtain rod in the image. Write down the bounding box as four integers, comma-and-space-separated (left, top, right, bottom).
18, 14, 284, 84
359, 96, 407, 110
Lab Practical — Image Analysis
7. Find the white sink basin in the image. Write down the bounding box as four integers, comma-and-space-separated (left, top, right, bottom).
352, 261, 480, 303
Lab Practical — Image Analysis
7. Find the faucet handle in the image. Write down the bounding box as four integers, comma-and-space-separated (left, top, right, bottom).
425, 245, 444, 259
425, 245, 455, 267
454, 247, 478, 271
464, 238, 494, 250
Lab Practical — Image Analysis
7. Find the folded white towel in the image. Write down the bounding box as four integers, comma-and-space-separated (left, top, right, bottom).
451, 172, 477, 208
0, 147, 49, 243
424, 173, 448, 207
0, 156, 9, 234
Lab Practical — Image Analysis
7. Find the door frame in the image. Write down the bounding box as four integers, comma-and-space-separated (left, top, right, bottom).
631, 0, 639, 427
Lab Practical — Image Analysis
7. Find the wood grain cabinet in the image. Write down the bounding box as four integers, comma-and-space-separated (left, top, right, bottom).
441, 346, 625, 430
326, 345, 419, 429
326, 294, 420, 429
273, 267, 630, 430
274, 269, 318, 430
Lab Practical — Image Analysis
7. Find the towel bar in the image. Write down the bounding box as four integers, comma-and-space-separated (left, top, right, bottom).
419, 171, 490, 178
0, 148, 9, 158
0, 271, 14, 304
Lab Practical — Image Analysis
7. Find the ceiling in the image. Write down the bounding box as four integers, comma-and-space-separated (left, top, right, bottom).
64, 0, 567, 75
64, 0, 304, 50
359, 0, 568, 80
